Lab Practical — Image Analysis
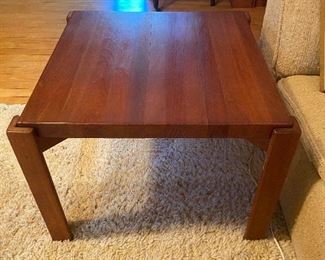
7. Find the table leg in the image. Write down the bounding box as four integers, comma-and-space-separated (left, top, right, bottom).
7, 116, 72, 241
153, 0, 159, 11
244, 117, 300, 239
211, 0, 216, 6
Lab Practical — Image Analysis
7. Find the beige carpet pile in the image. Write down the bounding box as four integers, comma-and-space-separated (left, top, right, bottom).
0, 105, 296, 259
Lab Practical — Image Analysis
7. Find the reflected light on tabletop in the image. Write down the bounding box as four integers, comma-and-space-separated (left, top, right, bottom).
111, 0, 150, 12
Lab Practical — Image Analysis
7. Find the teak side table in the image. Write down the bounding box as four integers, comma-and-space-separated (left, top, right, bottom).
7, 11, 300, 241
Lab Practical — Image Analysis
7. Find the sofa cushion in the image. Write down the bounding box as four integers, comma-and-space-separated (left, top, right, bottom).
260, 0, 320, 78
277, 75, 325, 180
280, 143, 325, 260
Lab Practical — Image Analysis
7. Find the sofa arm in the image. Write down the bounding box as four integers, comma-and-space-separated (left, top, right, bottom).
259, 0, 320, 79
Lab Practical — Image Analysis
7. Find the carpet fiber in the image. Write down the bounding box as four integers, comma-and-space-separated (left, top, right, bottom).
0, 105, 296, 259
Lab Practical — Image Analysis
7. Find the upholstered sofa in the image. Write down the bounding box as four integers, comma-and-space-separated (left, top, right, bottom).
253, 0, 325, 259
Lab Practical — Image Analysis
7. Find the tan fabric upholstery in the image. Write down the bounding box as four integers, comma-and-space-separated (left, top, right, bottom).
281, 143, 325, 260
260, 0, 321, 78
250, 143, 325, 260
277, 75, 325, 180
260, 2, 324, 258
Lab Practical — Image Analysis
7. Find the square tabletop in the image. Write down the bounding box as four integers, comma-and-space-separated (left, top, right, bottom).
17, 11, 292, 138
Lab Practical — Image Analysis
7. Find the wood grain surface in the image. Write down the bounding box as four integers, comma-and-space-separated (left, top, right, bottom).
16, 11, 291, 139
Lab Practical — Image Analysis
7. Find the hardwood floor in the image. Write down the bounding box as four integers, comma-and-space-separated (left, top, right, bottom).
0, 0, 265, 104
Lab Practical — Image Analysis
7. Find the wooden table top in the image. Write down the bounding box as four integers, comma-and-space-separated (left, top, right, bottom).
18, 11, 292, 138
